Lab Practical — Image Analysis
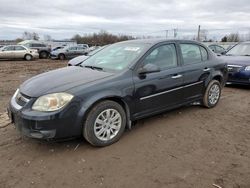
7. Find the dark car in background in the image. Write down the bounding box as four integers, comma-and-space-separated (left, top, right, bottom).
50, 46, 88, 60
221, 42, 250, 85
8, 39, 227, 147
19, 41, 51, 59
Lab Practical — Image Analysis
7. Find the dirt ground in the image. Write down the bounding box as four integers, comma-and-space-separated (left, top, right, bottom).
0, 59, 250, 188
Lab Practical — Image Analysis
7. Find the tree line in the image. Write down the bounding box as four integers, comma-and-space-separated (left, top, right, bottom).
12, 30, 248, 45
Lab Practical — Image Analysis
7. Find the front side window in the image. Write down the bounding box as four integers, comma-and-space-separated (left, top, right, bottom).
180, 44, 202, 65
81, 43, 148, 72
143, 44, 178, 70
215, 46, 225, 53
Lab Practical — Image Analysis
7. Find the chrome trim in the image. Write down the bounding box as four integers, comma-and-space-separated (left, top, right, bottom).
203, 68, 211, 72
16, 92, 30, 103
171, 74, 183, 79
140, 81, 203, 101
11, 89, 22, 110
228, 64, 243, 68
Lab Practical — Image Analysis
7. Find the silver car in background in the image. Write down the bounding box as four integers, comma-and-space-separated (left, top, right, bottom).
0, 45, 39, 61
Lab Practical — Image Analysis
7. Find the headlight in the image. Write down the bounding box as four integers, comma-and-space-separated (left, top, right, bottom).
245, 66, 250, 71
32, 93, 74, 112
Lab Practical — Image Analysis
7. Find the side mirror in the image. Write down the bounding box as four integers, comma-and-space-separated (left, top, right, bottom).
138, 64, 160, 75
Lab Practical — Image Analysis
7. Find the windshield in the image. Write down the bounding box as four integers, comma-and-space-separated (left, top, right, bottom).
80, 42, 148, 72
226, 43, 250, 56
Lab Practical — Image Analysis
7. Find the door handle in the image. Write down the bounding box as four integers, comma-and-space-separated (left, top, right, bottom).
203, 67, 211, 72
171, 74, 182, 79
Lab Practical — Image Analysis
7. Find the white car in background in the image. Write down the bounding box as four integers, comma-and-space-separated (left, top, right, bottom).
0, 45, 39, 61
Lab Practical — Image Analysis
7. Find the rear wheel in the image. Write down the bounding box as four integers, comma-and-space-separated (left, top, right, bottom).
24, 54, 32, 61
58, 53, 65, 60
203, 80, 221, 108
83, 100, 126, 147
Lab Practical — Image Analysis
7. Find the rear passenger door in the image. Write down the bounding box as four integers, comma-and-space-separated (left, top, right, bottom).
67, 47, 78, 58
77, 47, 87, 56
14, 46, 26, 58
178, 43, 211, 101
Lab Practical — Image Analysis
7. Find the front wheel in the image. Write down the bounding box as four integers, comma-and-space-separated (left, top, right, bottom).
203, 80, 221, 108
83, 100, 126, 147
24, 54, 32, 61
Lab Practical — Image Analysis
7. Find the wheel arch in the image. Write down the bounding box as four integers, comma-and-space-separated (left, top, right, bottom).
79, 95, 132, 130
24, 53, 33, 59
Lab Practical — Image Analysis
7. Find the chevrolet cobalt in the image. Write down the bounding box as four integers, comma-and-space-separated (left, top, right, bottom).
8, 39, 228, 146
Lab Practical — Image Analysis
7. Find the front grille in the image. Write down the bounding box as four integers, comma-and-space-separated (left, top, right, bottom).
15, 92, 30, 107
227, 65, 243, 73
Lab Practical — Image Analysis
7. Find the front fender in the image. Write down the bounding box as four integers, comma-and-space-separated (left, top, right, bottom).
75, 89, 134, 131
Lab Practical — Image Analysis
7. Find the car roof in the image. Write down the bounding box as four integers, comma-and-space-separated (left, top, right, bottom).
117, 39, 206, 46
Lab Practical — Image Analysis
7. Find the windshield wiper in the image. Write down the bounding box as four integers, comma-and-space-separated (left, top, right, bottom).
82, 65, 103, 71
243, 54, 250, 56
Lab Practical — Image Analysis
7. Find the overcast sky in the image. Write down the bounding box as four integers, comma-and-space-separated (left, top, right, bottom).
0, 0, 250, 40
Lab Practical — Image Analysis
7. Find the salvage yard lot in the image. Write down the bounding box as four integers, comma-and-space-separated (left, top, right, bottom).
0, 60, 250, 188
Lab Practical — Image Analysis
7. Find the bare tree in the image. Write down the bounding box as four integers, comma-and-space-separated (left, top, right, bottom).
227, 33, 240, 42
22, 31, 40, 40
43, 34, 52, 41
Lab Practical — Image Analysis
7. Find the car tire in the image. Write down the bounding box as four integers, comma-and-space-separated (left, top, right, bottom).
24, 54, 32, 61
39, 51, 48, 59
202, 80, 221, 108
83, 100, 126, 147
58, 54, 65, 60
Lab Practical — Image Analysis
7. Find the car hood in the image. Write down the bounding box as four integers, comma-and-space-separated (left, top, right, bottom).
20, 66, 114, 97
220, 55, 250, 66
68, 55, 89, 66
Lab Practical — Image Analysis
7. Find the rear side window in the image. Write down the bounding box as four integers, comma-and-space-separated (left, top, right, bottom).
68, 47, 77, 51
77, 47, 86, 50
200, 46, 208, 61
15, 46, 26, 51
180, 44, 203, 65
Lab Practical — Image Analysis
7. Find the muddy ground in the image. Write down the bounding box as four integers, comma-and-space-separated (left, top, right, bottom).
0, 59, 249, 188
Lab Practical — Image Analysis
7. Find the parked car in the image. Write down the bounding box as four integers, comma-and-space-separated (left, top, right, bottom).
51, 46, 64, 52
208, 44, 226, 55
19, 41, 51, 59
50, 46, 88, 60
8, 39, 227, 146
0, 45, 39, 60
68, 45, 107, 66
221, 42, 250, 85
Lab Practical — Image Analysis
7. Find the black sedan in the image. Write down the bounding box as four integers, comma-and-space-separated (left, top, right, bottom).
8, 39, 228, 147
221, 42, 250, 85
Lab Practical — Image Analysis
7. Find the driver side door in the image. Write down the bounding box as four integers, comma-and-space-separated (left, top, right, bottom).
132, 43, 184, 118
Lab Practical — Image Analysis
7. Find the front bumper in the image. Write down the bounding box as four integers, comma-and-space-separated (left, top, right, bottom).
8, 91, 83, 140
227, 70, 250, 85
50, 53, 59, 59
32, 53, 39, 59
